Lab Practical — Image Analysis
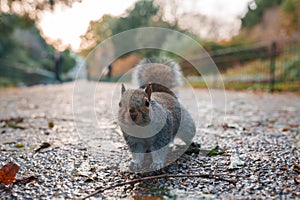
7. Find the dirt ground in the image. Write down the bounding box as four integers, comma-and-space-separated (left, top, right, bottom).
1, 81, 299, 199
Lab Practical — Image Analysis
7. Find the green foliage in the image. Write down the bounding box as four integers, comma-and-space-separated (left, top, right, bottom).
80, 15, 117, 57
0, 0, 83, 86
241, 0, 283, 28
41, 49, 75, 73
185, 142, 201, 155
0, 13, 76, 86
201, 41, 227, 52
111, 0, 160, 57
281, 0, 298, 13
0, 14, 32, 57
194, 38, 270, 73
0, 14, 51, 68
207, 146, 225, 156
280, 0, 300, 35
61, 50, 76, 73
112, 0, 159, 34
161, 32, 201, 57
281, 58, 300, 81
79, 0, 182, 58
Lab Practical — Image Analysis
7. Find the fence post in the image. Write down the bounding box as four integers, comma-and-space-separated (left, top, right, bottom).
269, 41, 277, 92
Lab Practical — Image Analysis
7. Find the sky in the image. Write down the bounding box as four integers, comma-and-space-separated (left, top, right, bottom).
38, 0, 251, 52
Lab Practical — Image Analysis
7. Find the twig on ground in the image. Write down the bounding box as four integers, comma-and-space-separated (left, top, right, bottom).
14, 175, 38, 185
81, 173, 246, 200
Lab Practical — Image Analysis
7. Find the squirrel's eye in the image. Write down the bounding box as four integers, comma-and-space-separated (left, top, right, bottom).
145, 100, 149, 107
119, 102, 122, 107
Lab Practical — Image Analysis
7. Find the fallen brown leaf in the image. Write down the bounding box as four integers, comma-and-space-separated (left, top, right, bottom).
292, 161, 300, 170
0, 161, 20, 185
282, 127, 289, 132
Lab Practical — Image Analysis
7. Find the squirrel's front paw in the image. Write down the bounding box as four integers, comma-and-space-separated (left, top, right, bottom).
150, 161, 164, 171
129, 161, 143, 171
151, 150, 167, 171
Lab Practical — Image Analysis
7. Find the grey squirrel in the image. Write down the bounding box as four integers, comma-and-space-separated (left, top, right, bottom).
118, 57, 196, 171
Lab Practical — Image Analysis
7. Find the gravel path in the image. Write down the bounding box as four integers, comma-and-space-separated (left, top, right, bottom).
0, 81, 299, 199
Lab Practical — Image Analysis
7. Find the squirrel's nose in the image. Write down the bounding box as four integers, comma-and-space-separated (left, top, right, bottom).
129, 108, 138, 121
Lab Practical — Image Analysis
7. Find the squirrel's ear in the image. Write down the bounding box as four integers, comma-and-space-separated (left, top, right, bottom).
121, 84, 126, 94
145, 83, 152, 100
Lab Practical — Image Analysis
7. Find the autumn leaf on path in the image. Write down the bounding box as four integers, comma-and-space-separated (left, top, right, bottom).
0, 161, 20, 185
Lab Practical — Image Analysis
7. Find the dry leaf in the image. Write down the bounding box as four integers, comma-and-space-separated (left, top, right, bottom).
282, 127, 289, 132
34, 142, 51, 153
292, 161, 300, 170
0, 161, 20, 185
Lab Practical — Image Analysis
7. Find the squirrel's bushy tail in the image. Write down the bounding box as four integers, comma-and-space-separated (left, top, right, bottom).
132, 57, 183, 89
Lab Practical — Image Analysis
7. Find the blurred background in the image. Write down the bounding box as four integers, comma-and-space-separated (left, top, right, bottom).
0, 0, 299, 92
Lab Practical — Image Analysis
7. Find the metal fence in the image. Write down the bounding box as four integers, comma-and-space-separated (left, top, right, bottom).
186, 40, 300, 92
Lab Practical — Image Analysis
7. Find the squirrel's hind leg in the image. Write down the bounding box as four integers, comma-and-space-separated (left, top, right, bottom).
176, 107, 196, 145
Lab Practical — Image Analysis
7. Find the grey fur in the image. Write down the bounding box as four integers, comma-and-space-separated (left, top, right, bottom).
118, 57, 195, 171
132, 57, 183, 88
